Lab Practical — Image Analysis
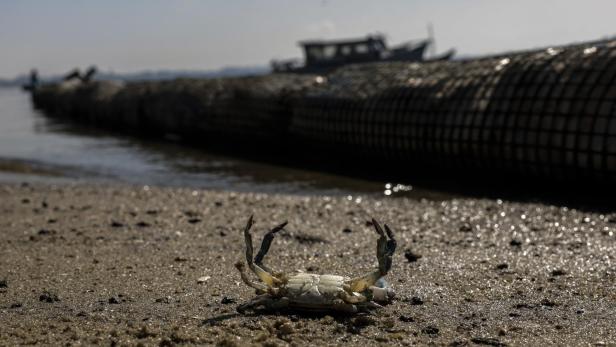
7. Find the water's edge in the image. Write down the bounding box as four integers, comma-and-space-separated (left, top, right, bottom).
0, 87, 431, 198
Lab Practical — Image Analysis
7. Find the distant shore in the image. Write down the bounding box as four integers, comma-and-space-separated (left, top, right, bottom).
1, 182, 614, 345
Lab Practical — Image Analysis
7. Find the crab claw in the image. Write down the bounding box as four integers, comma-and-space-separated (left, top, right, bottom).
372, 218, 397, 276
254, 220, 287, 268
347, 218, 397, 293
241, 215, 282, 287
369, 278, 396, 303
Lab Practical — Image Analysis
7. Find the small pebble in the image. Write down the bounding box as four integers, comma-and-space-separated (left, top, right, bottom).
399, 315, 414, 322
221, 297, 236, 304
352, 315, 376, 327
409, 296, 424, 305
422, 326, 439, 335
197, 276, 211, 283
110, 221, 124, 228
495, 263, 509, 270
471, 337, 505, 346
404, 249, 422, 263
39, 291, 60, 303
277, 322, 294, 335
38, 229, 54, 235
459, 223, 473, 232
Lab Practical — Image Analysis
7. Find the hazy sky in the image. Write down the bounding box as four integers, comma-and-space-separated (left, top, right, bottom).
1, 0, 615, 78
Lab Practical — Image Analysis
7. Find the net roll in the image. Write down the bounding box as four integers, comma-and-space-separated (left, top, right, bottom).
32, 39, 616, 185
290, 41, 616, 183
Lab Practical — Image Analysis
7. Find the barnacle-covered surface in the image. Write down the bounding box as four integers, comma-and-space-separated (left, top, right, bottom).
32, 39, 616, 185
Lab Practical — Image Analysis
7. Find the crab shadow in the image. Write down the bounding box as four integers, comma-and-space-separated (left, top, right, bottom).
201, 307, 381, 334
200, 312, 244, 326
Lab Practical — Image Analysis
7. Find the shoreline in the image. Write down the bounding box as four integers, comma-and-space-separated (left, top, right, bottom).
1, 182, 614, 345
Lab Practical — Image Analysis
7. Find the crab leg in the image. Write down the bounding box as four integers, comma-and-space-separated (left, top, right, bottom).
235, 262, 268, 292
338, 289, 367, 304
243, 215, 281, 287
357, 301, 383, 312
236, 295, 289, 313
236, 294, 273, 313
347, 218, 397, 292
332, 301, 359, 313
254, 220, 287, 273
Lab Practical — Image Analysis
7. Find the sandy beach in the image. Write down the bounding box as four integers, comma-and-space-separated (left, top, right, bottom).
0, 182, 614, 346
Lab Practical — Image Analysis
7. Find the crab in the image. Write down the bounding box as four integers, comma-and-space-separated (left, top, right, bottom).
234, 216, 397, 313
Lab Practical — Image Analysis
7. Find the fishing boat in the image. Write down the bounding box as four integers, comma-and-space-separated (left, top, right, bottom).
272, 34, 449, 73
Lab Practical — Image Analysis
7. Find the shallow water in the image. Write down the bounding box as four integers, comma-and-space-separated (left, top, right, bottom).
0, 87, 440, 197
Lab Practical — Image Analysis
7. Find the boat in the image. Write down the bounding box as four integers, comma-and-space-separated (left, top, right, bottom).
272, 34, 448, 73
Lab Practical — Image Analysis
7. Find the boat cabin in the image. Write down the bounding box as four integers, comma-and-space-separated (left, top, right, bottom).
299, 35, 387, 69
271, 34, 445, 73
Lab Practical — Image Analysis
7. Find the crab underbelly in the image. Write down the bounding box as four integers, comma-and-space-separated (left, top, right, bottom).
285, 273, 349, 306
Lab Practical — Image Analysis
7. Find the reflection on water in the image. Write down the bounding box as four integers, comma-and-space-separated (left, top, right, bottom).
0, 87, 440, 197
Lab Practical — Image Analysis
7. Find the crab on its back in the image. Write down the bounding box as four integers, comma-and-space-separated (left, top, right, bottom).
285, 273, 348, 305
235, 216, 397, 313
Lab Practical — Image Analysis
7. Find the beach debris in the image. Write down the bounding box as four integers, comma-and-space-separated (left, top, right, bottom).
399, 315, 414, 322
495, 263, 509, 270
38, 228, 55, 235
471, 337, 507, 346
235, 216, 396, 313
155, 297, 171, 304
509, 239, 522, 247
197, 276, 211, 283
221, 296, 236, 304
459, 222, 473, 232
39, 291, 60, 303
110, 221, 124, 228
422, 325, 439, 335
406, 296, 424, 305
404, 248, 422, 263
273, 318, 295, 336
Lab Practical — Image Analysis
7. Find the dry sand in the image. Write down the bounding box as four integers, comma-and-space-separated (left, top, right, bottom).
0, 182, 614, 346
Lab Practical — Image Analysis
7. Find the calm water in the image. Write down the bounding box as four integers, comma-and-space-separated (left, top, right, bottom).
0, 87, 438, 197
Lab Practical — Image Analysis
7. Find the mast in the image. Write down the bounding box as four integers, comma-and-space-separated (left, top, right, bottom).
427, 22, 436, 58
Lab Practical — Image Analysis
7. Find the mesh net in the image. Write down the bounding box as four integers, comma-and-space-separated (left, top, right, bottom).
32, 40, 616, 184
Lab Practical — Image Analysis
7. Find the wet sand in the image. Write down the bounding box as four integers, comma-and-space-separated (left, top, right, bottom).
0, 183, 614, 346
